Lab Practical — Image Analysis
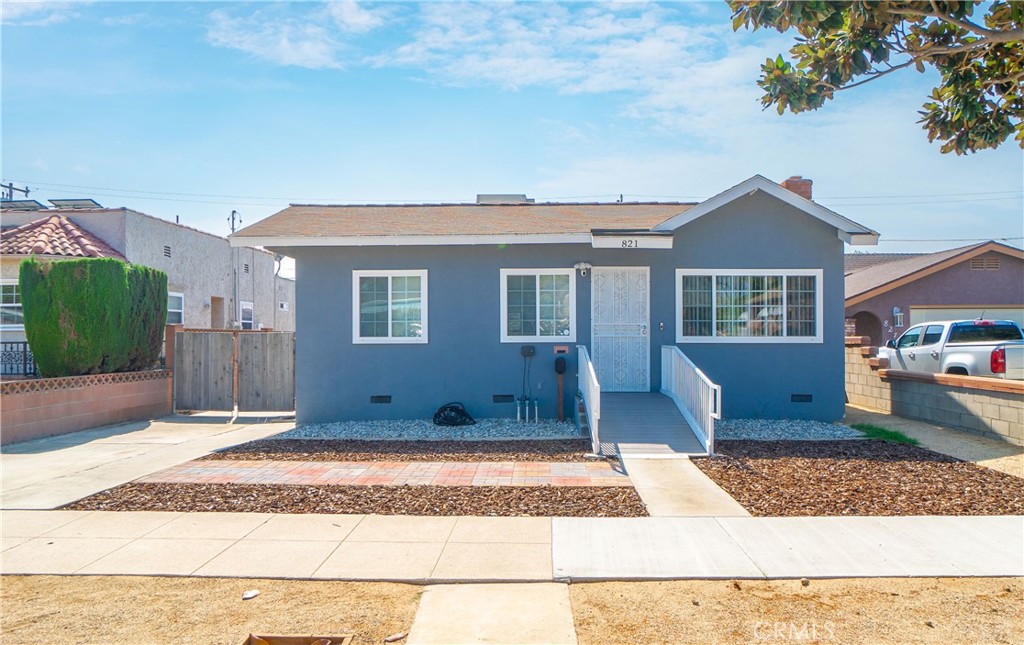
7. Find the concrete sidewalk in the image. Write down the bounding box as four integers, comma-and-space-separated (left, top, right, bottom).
3, 510, 1021, 581
1, 413, 293, 509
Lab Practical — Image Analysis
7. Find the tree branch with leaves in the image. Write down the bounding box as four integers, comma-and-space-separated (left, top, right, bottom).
729, 0, 1024, 154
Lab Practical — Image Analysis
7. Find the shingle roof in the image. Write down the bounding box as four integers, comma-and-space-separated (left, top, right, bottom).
232, 202, 697, 239
845, 241, 1022, 301
844, 252, 927, 275
0, 215, 126, 260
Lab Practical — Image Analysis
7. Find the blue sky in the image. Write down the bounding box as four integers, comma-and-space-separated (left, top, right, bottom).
3, 1, 1022, 274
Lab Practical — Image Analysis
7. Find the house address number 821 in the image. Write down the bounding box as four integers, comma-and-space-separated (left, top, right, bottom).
621, 239, 639, 248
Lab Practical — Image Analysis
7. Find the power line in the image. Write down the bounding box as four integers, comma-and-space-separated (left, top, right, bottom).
880, 237, 1024, 242
13, 178, 1023, 208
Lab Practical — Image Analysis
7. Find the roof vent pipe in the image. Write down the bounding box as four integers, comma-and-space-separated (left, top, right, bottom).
476, 194, 535, 205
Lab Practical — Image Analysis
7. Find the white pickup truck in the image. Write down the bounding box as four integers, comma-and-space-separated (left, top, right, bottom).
880, 319, 1024, 380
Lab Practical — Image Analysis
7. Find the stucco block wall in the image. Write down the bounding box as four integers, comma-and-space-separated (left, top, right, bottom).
283, 191, 848, 424
0, 371, 172, 445
845, 337, 1023, 446
846, 251, 1024, 344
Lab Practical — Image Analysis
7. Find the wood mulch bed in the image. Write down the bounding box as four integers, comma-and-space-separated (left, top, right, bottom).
693, 439, 1024, 517
202, 438, 595, 463
63, 483, 648, 517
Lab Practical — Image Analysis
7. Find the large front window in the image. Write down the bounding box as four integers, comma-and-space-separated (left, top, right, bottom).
352, 270, 427, 343
676, 269, 822, 343
1, 282, 24, 329
500, 269, 575, 342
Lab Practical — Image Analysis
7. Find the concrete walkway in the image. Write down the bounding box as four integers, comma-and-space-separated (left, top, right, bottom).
619, 456, 750, 517
0, 413, 294, 509
3, 510, 1020, 581
845, 405, 1024, 479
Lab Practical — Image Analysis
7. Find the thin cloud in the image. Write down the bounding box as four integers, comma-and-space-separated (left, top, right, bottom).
1, 1, 81, 26
205, 2, 388, 69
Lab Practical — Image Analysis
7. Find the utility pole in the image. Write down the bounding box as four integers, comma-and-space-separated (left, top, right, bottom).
228, 209, 242, 233
0, 182, 30, 201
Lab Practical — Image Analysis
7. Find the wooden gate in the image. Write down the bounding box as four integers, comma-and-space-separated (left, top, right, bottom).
173, 330, 295, 412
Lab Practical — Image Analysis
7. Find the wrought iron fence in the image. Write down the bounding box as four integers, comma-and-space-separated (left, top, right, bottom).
1, 341, 38, 378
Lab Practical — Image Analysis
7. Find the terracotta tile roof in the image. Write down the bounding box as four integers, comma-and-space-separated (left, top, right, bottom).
0, 214, 126, 260
231, 202, 697, 239
845, 241, 1022, 300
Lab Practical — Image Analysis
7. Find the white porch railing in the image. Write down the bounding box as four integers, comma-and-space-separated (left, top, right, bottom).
660, 345, 721, 454
577, 345, 602, 455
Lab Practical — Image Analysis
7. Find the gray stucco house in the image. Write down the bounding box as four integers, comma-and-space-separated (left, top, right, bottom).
845, 241, 1024, 346
231, 175, 878, 426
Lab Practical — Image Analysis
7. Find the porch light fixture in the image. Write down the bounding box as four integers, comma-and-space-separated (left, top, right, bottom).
573, 261, 593, 277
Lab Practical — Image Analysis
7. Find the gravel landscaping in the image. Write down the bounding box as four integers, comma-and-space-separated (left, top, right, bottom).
694, 440, 1024, 516
278, 418, 581, 440
63, 483, 649, 517
203, 438, 595, 462
715, 418, 863, 441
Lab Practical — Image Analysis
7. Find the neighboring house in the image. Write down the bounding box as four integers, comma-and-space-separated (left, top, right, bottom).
231, 175, 878, 425
1, 200, 296, 349
845, 241, 1024, 346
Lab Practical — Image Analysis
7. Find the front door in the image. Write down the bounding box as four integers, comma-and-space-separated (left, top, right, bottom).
591, 266, 650, 392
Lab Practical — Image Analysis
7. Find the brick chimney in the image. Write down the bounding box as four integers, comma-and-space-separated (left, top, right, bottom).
781, 176, 813, 200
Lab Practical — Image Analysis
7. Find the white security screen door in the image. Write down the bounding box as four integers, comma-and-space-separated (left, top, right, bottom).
591, 267, 650, 392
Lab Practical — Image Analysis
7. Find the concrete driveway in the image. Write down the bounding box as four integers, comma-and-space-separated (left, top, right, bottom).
1, 413, 293, 509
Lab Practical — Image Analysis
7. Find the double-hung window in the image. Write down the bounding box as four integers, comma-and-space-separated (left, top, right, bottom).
167, 292, 184, 325
353, 270, 427, 343
240, 301, 255, 330
1, 281, 24, 330
500, 269, 575, 342
676, 269, 822, 343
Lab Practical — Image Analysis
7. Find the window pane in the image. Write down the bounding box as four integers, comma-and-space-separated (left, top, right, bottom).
922, 325, 944, 345
391, 274, 422, 337
168, 294, 184, 310
359, 277, 389, 337
785, 275, 817, 337
538, 273, 570, 336
1, 284, 19, 305
716, 274, 781, 337
681, 275, 712, 336
506, 274, 537, 337
166, 311, 183, 325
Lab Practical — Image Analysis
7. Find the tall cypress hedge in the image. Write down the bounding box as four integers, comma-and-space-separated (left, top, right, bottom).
19, 257, 168, 377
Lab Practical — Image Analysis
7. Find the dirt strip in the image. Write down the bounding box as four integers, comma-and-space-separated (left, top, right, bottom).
693, 440, 1024, 516
63, 483, 649, 517
1, 576, 420, 645
202, 438, 595, 462
571, 577, 1023, 645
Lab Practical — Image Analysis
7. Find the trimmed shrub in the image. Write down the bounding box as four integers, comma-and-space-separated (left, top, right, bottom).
19, 257, 168, 377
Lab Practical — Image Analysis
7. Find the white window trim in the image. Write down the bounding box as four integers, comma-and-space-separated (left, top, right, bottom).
675, 269, 824, 344
352, 269, 428, 344
500, 268, 577, 343
1, 279, 23, 331
167, 291, 185, 326
240, 300, 255, 330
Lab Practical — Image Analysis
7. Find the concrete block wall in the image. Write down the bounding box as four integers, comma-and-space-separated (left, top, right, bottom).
845, 337, 892, 412
0, 371, 171, 445
846, 336, 1024, 446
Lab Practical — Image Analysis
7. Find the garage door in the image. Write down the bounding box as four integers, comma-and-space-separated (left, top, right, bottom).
910, 306, 1024, 327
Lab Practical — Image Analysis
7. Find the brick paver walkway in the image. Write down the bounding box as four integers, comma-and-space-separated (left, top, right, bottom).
138, 460, 631, 487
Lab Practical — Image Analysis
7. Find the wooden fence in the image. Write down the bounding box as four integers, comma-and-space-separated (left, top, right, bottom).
174, 330, 294, 412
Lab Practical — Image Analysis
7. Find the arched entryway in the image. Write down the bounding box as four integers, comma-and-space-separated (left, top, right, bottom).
852, 311, 883, 346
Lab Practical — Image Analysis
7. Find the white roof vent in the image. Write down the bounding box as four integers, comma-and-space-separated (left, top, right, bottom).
476, 194, 534, 204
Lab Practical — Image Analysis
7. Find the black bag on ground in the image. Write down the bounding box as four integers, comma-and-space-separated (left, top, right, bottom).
433, 402, 476, 426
